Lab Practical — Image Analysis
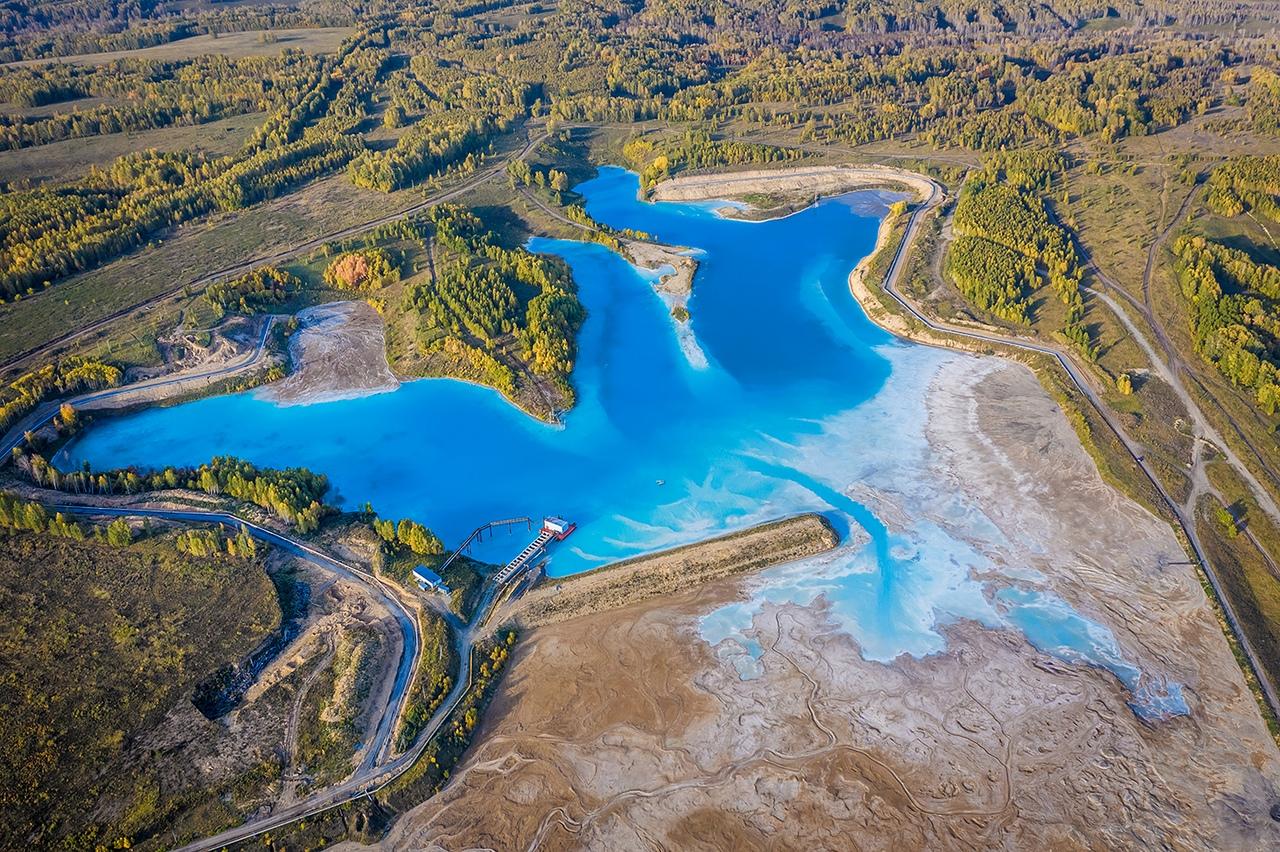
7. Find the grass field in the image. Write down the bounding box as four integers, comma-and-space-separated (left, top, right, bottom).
1197, 495, 1280, 701
0, 93, 116, 118
1064, 158, 1170, 296
0, 110, 264, 185
0, 125, 541, 377
1146, 204, 1280, 500
7, 28, 352, 67
0, 527, 280, 847
0, 172, 422, 371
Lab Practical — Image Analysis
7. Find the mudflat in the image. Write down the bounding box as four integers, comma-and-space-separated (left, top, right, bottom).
353, 356, 1280, 850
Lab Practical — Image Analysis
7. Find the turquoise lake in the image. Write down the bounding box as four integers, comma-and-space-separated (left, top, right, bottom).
63, 166, 1187, 719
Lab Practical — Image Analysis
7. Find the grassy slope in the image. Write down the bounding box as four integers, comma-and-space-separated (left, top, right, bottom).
0, 173, 422, 370
0, 125, 537, 377
0, 528, 280, 847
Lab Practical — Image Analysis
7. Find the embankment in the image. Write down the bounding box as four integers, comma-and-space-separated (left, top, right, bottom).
506, 513, 839, 628
650, 164, 935, 209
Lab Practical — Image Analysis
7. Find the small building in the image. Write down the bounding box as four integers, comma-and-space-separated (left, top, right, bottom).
542, 516, 576, 540
412, 565, 451, 595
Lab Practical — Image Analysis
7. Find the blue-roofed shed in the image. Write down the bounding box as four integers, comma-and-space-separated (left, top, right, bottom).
413, 565, 451, 595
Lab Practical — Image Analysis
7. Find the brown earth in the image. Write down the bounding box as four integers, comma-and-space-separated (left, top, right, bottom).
623, 239, 698, 297
345, 354, 1280, 851
651, 164, 934, 209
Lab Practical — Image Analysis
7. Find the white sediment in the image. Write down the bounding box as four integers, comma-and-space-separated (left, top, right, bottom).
262, 301, 400, 406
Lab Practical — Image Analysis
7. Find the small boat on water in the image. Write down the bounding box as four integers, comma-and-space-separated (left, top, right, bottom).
656, 479, 665, 486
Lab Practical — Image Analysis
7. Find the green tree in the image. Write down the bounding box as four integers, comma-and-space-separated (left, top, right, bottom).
1214, 504, 1239, 538
105, 518, 133, 547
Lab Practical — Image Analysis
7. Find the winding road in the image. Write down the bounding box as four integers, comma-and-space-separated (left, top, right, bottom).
47, 504, 423, 770
14, 145, 1280, 844
1, 316, 278, 465
36, 499, 504, 851
1077, 191, 1280, 529
873, 179, 1280, 720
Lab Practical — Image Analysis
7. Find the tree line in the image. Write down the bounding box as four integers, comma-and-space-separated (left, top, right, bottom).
0, 357, 121, 434
205, 266, 303, 316
176, 524, 258, 559
323, 248, 398, 292
0, 52, 323, 151
16, 454, 331, 532
0, 491, 140, 547
949, 159, 1096, 359
372, 515, 444, 557
348, 110, 512, 193
0, 134, 362, 301
623, 131, 802, 191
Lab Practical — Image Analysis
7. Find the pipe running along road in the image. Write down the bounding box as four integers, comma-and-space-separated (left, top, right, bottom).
42, 502, 488, 852
875, 181, 1280, 721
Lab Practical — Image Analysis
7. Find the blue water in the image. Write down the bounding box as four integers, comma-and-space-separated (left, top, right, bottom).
62, 166, 1187, 718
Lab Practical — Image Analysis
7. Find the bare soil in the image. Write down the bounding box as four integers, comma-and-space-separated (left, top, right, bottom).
348, 357, 1280, 851
262, 301, 399, 406
623, 239, 698, 296
651, 164, 935, 209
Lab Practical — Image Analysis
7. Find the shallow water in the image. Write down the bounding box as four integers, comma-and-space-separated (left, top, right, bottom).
62, 166, 1186, 718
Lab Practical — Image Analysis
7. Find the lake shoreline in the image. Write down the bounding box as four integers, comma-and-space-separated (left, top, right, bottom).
376, 351, 1280, 851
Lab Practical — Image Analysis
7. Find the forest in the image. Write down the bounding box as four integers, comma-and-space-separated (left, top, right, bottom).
0, 356, 120, 433
1173, 235, 1280, 414
0, 135, 361, 301
1206, 155, 1280, 222
323, 248, 398, 292
405, 204, 585, 399
947, 158, 1095, 358
0, 51, 325, 150
0, 0, 1273, 312
0, 0, 1270, 309
205, 266, 303, 315
622, 131, 803, 190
